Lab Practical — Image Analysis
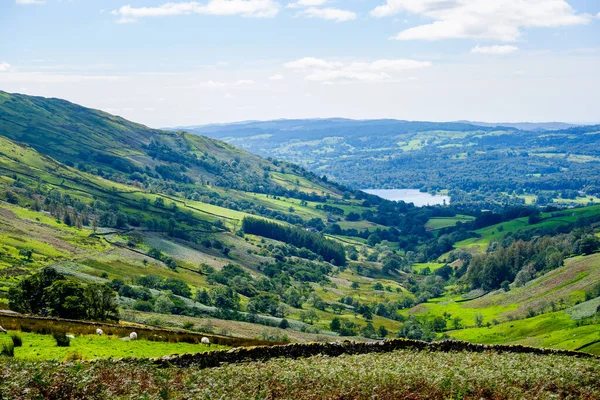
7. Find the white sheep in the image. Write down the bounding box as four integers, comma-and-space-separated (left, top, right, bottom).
0, 326, 7, 334
96, 328, 103, 336
201, 337, 210, 347
129, 332, 138, 340
66, 334, 75, 339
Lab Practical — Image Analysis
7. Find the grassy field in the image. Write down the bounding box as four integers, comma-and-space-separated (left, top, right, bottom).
448, 205, 600, 255
0, 349, 597, 399
0, 331, 223, 361
425, 215, 475, 230
449, 311, 600, 353
405, 253, 600, 353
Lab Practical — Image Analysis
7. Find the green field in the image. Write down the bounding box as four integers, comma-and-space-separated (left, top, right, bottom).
425, 215, 475, 230
0, 331, 223, 361
449, 311, 600, 353
448, 205, 600, 255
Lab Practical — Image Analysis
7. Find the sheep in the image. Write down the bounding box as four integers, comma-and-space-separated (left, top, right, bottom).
96, 328, 103, 336
0, 326, 7, 334
129, 332, 138, 340
201, 337, 210, 347
66, 334, 75, 339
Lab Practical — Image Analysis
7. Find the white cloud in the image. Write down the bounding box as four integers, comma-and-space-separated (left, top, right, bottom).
0, 62, 11, 72
285, 57, 431, 83
197, 79, 255, 87
111, 0, 280, 22
371, 0, 591, 42
16, 0, 46, 4
471, 45, 519, 55
268, 74, 284, 80
300, 7, 356, 22
287, 0, 326, 8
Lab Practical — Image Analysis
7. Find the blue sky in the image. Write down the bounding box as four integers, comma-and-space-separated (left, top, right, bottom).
1, 0, 599, 127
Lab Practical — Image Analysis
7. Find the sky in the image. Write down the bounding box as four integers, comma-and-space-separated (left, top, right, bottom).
1, 0, 600, 127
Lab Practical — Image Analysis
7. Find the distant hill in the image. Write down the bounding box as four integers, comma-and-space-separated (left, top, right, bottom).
175, 118, 600, 206
462, 121, 582, 131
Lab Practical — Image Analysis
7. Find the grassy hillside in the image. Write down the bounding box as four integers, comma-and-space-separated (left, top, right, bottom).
405, 253, 600, 354
0, 90, 342, 198
0, 94, 409, 344
1, 91, 599, 362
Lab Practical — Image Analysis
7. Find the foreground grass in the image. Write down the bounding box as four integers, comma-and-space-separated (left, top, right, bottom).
0, 332, 224, 361
0, 349, 598, 399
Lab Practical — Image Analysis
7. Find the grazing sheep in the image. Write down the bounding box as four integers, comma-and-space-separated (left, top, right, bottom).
0, 326, 7, 334
66, 334, 75, 339
201, 337, 210, 346
96, 328, 103, 336
129, 332, 138, 340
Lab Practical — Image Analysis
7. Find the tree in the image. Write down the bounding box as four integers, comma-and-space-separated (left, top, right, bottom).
44, 280, 87, 320
361, 322, 377, 338
153, 293, 175, 314
279, 318, 289, 329
84, 283, 119, 321
311, 294, 327, 311
373, 282, 384, 291
300, 309, 319, 325
429, 316, 447, 332
351, 282, 360, 290
18, 248, 33, 261
132, 300, 153, 312
474, 313, 484, 328
331, 303, 345, 314
212, 286, 240, 310
247, 293, 282, 317
195, 288, 212, 305
378, 325, 388, 338
580, 236, 600, 255
8, 267, 65, 314
283, 287, 303, 308
163, 278, 191, 298
500, 280, 510, 292
330, 317, 341, 332
452, 316, 462, 329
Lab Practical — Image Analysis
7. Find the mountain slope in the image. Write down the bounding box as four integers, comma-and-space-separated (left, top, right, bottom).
0, 91, 342, 197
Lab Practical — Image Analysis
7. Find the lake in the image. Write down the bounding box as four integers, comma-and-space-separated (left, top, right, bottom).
362, 189, 450, 207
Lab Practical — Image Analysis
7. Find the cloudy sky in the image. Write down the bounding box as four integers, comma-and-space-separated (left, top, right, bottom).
1, 0, 599, 127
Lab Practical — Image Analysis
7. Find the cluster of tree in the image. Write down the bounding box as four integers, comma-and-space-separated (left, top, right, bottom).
242, 217, 346, 265
338, 295, 414, 321
329, 318, 388, 338
463, 229, 600, 291
8, 267, 119, 321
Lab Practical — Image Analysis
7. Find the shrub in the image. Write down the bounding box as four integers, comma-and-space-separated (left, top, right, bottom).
53, 332, 71, 347
1, 343, 14, 357
10, 334, 22, 347
182, 321, 195, 330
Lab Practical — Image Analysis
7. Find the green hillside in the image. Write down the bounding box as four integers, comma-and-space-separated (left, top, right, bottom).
0, 91, 599, 361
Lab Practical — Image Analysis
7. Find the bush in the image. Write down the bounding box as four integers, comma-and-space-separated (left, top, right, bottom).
10, 334, 22, 347
1, 343, 14, 357
53, 332, 71, 347
182, 321, 195, 330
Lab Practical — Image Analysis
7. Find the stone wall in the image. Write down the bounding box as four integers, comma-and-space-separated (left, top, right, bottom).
145, 339, 598, 369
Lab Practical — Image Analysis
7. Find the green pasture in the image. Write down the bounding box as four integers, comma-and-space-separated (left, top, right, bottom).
0, 331, 224, 361
448, 311, 600, 355
425, 215, 475, 230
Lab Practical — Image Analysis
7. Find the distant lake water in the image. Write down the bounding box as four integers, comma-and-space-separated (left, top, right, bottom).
363, 189, 450, 207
